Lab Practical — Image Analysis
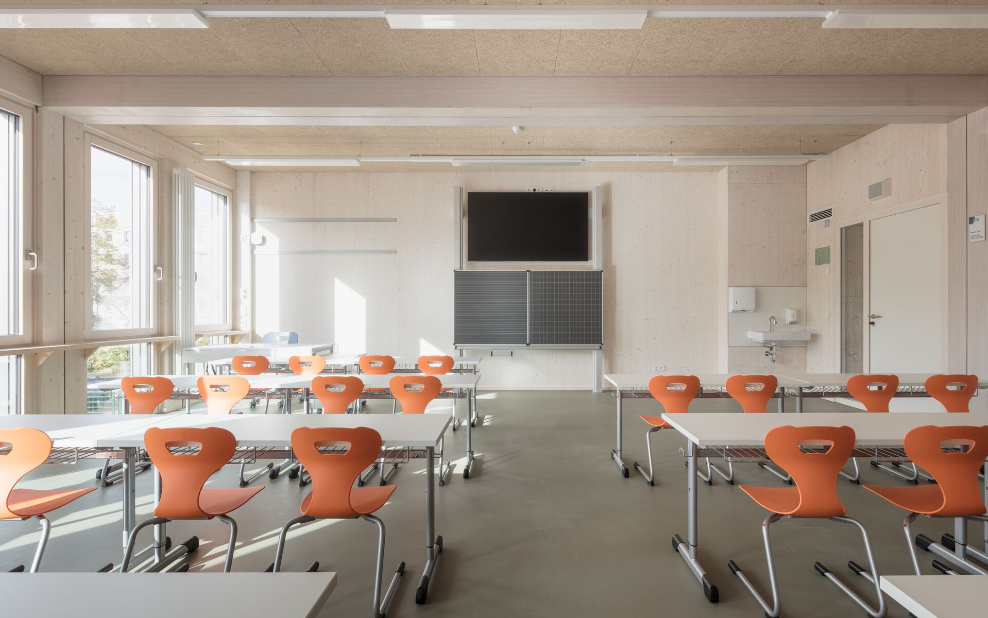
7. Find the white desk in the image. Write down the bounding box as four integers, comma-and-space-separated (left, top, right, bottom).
108, 413, 449, 605
182, 342, 335, 364
603, 374, 807, 478
0, 572, 336, 618
372, 356, 483, 427
786, 372, 988, 390
659, 411, 988, 604
880, 575, 981, 618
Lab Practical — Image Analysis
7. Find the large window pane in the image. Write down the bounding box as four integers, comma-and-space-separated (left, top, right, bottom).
86, 344, 150, 413
90, 145, 152, 332
1, 109, 21, 337
194, 185, 230, 327
0, 355, 21, 414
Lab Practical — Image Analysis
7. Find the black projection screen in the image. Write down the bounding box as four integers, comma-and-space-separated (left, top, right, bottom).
467, 192, 590, 262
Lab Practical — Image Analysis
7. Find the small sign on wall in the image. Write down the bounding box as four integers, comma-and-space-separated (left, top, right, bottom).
970, 215, 985, 243
814, 246, 831, 265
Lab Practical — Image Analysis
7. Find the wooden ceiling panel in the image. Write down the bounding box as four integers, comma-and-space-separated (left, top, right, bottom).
206, 17, 331, 75
386, 30, 480, 76
123, 29, 255, 75
291, 18, 404, 76
489, 126, 548, 155
379, 126, 442, 155
474, 30, 560, 76
541, 127, 599, 155
554, 30, 644, 76
431, 126, 493, 155
0, 31, 106, 75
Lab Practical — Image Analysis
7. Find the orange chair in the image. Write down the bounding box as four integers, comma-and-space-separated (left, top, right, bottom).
375, 375, 454, 485
198, 377, 274, 485
926, 374, 979, 412
269, 427, 404, 618
845, 374, 903, 483
1, 428, 97, 572
312, 376, 364, 414
863, 425, 988, 576
633, 376, 702, 486
121, 427, 263, 573
98, 377, 177, 487
729, 426, 885, 618
714, 375, 779, 484
232, 355, 269, 375
360, 355, 397, 412
418, 355, 454, 376
289, 355, 327, 376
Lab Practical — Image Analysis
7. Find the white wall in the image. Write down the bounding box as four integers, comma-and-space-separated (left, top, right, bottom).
250, 171, 720, 389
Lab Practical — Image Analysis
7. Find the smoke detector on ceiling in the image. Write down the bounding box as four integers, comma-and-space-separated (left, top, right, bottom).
512, 126, 523, 135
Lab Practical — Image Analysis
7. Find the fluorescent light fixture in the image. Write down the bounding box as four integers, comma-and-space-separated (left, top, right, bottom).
822, 7, 988, 28
204, 156, 361, 167
451, 158, 583, 167
385, 8, 647, 30
649, 7, 831, 19
673, 157, 816, 167
0, 8, 208, 28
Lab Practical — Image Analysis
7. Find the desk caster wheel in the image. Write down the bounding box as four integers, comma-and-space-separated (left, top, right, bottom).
269, 466, 281, 480
288, 467, 299, 480
307, 561, 320, 572
416, 578, 429, 605
623, 466, 629, 478
463, 468, 470, 479
436, 536, 443, 553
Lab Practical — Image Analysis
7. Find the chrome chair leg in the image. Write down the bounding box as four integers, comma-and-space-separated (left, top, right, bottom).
697, 457, 713, 485
709, 459, 734, 484
270, 515, 316, 573
839, 458, 861, 484
632, 427, 660, 486
217, 514, 238, 573
912, 515, 988, 575
362, 514, 404, 618
757, 461, 793, 484
729, 513, 783, 618
438, 438, 451, 486
870, 459, 919, 483
816, 516, 887, 618
238, 458, 274, 487
121, 517, 170, 572
28, 515, 52, 573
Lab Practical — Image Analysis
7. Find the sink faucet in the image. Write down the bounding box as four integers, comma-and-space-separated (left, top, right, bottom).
769, 316, 778, 332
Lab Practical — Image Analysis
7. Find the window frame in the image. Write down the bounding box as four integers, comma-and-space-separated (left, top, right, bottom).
84, 134, 157, 341
0, 96, 33, 348
193, 178, 234, 332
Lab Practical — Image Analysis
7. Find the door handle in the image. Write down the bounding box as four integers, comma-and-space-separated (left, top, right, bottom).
25, 250, 39, 271
868, 314, 882, 319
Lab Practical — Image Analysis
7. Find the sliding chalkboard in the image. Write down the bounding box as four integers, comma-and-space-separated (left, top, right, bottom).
453, 270, 603, 349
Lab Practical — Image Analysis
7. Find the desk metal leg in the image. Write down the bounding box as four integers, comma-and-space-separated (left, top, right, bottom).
153, 469, 166, 563
796, 387, 803, 413
611, 389, 629, 477
122, 447, 136, 547
777, 391, 784, 413
672, 441, 719, 603
463, 389, 475, 479
270, 387, 299, 480
416, 445, 443, 605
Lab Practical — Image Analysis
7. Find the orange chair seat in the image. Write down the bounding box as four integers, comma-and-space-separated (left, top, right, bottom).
301, 485, 396, 517
739, 485, 846, 518
4, 488, 97, 519
195, 487, 264, 517
862, 484, 963, 517
639, 415, 670, 428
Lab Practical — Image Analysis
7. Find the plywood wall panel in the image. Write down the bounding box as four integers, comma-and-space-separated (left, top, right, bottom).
967, 107, 988, 412
250, 171, 720, 388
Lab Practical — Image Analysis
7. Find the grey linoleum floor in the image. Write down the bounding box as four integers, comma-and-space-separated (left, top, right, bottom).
1, 391, 971, 617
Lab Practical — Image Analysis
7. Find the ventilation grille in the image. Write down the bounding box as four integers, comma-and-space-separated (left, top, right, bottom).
808, 208, 833, 223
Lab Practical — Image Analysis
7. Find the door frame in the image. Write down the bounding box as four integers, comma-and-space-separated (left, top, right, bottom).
835, 194, 949, 373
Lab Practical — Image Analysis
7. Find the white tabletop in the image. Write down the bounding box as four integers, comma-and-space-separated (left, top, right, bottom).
0, 414, 172, 448
88, 374, 304, 392
660, 412, 988, 447
880, 575, 981, 618
183, 343, 335, 363
357, 372, 480, 390
393, 355, 483, 367
0, 572, 336, 618
785, 373, 988, 389
104, 412, 451, 449
603, 373, 807, 390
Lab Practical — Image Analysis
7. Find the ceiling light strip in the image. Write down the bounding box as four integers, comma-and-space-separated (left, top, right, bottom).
822, 7, 988, 28
0, 8, 207, 28
384, 7, 647, 30
206, 155, 825, 167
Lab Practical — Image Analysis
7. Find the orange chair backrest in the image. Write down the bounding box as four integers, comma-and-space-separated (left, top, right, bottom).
647, 375, 700, 414
233, 355, 269, 376
197, 376, 250, 415
311, 376, 364, 414
418, 355, 454, 376
764, 425, 855, 518
390, 376, 442, 414
289, 355, 327, 376
846, 374, 899, 413
144, 426, 237, 519
926, 375, 979, 413
0, 428, 52, 519
726, 375, 778, 413
359, 355, 395, 375
904, 425, 988, 517
292, 426, 384, 519
121, 377, 174, 414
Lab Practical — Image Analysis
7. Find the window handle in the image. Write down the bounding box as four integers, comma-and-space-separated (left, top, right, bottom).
25, 250, 39, 271
155, 265, 163, 281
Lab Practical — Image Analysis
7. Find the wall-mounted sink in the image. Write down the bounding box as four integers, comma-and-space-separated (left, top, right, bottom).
747, 330, 811, 343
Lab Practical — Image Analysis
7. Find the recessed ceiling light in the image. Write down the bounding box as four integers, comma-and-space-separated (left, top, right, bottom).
0, 8, 208, 28
822, 7, 988, 28
204, 156, 360, 167
191, 142, 203, 146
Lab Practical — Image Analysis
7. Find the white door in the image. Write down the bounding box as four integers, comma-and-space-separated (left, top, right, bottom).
869, 204, 943, 374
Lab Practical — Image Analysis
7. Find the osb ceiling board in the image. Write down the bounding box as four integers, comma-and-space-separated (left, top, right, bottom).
149, 123, 882, 170
216, 161, 723, 173
0, 0, 976, 5
3, 18, 988, 76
